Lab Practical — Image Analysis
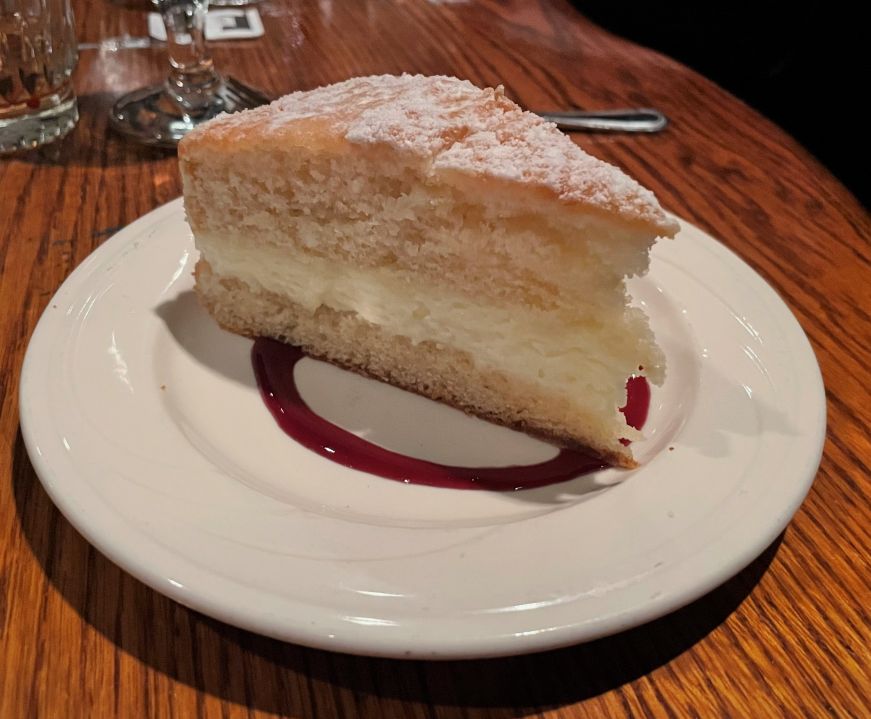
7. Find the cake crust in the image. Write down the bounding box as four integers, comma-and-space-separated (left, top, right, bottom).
180, 74, 679, 237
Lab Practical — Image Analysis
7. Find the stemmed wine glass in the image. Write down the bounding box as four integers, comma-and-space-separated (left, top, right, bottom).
110, 0, 245, 147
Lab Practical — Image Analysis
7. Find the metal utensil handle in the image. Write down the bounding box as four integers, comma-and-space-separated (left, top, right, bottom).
537, 108, 668, 133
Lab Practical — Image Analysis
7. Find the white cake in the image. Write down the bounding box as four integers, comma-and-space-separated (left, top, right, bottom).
179, 74, 679, 466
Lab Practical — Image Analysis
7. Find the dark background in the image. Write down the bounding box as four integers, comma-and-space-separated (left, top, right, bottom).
576, 3, 868, 207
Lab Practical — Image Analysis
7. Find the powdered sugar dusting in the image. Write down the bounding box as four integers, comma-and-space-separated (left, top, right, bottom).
189, 74, 677, 233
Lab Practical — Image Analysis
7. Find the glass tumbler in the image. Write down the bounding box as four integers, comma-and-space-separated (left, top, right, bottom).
0, 0, 78, 154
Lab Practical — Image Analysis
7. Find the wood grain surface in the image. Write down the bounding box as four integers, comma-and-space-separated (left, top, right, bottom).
1, 1, 869, 717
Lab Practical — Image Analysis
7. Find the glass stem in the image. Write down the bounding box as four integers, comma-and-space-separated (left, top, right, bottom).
161, 0, 223, 115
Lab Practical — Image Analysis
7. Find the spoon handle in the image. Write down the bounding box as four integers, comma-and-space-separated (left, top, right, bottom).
537, 108, 668, 133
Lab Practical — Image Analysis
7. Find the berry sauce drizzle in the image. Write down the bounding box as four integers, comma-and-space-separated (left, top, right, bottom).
251, 338, 649, 491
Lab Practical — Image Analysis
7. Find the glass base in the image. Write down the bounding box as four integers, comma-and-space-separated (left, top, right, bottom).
0, 96, 79, 155
109, 84, 230, 148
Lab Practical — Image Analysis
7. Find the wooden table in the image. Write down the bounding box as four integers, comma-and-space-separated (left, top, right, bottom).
2, 1, 869, 716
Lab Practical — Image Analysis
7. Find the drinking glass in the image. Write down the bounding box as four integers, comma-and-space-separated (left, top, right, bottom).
110, 0, 230, 146
0, 0, 79, 154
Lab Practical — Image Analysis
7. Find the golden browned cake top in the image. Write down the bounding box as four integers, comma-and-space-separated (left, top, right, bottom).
181, 74, 678, 235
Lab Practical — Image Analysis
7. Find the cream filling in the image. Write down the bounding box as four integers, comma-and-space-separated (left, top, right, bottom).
198, 233, 660, 425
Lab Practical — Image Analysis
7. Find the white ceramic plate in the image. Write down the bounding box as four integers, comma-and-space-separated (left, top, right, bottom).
20, 199, 825, 659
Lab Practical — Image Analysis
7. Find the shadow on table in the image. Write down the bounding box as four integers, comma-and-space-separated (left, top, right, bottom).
10, 92, 174, 168
12, 429, 782, 717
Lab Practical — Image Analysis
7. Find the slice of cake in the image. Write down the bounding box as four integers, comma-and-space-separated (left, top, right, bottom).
178, 74, 679, 466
